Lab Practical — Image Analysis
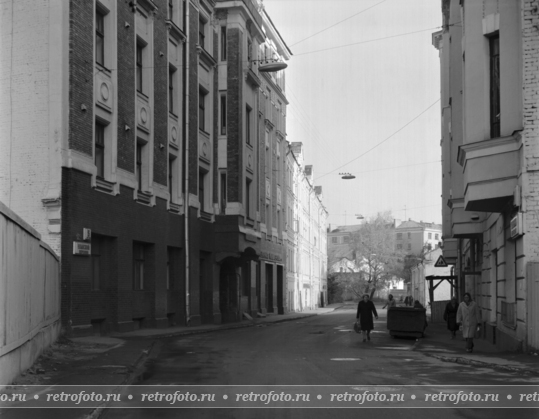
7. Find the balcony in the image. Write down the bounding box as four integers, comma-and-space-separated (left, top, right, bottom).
450, 199, 485, 238
441, 238, 458, 264
457, 133, 521, 212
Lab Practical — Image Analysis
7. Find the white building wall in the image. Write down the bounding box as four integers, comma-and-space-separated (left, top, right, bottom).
0, 0, 68, 256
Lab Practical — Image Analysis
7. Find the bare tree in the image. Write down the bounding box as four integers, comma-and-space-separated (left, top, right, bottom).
349, 212, 402, 299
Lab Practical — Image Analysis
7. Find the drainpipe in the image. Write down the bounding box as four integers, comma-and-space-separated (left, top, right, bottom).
183, 0, 191, 326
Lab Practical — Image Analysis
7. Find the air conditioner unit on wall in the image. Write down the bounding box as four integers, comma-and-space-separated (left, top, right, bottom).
510, 213, 523, 239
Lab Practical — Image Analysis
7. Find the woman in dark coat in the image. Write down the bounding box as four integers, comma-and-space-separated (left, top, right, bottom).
356, 294, 378, 342
444, 297, 459, 339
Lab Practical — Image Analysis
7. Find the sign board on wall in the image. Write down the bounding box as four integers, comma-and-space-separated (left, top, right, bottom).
73, 241, 91, 256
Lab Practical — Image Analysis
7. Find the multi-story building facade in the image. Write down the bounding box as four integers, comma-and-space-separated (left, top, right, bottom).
395, 220, 442, 255
1, 0, 328, 336
287, 143, 328, 311
434, 0, 539, 351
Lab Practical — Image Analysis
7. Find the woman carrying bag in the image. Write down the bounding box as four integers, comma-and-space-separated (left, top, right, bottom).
356, 294, 378, 342
456, 293, 481, 352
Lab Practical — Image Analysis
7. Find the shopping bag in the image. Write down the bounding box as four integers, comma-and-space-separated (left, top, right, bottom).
353, 322, 360, 333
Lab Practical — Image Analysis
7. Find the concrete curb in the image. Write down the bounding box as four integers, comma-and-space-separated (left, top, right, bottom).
117, 312, 325, 340
85, 341, 157, 419
423, 352, 539, 376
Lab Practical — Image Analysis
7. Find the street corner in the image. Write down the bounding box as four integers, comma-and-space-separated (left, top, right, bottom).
10, 335, 126, 387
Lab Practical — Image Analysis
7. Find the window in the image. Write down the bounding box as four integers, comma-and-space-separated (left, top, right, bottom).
199, 18, 206, 49
199, 88, 207, 132
133, 242, 145, 290
168, 155, 176, 199
168, 0, 173, 21
489, 34, 500, 138
435, 234, 439, 240
169, 65, 177, 115
220, 26, 227, 61
407, 232, 411, 239
396, 232, 402, 240
332, 237, 337, 244
246, 178, 252, 219
246, 106, 252, 145
407, 243, 411, 251
220, 173, 227, 214
91, 236, 101, 290
343, 236, 350, 243
167, 247, 174, 290
220, 94, 227, 135
397, 244, 402, 250
95, 7, 105, 66
199, 169, 206, 211
247, 37, 252, 64
428, 233, 432, 239
136, 142, 144, 191
95, 121, 106, 178
136, 41, 144, 93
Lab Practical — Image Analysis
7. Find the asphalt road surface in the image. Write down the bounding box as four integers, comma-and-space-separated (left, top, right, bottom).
102, 306, 539, 419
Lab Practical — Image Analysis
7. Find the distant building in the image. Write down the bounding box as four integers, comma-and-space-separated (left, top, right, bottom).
395, 220, 442, 255
327, 225, 362, 274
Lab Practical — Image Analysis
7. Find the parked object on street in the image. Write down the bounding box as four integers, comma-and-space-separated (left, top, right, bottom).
444, 297, 459, 339
356, 294, 379, 342
456, 293, 482, 353
387, 306, 427, 338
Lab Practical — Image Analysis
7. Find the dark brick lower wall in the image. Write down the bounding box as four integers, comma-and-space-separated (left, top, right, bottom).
61, 168, 187, 335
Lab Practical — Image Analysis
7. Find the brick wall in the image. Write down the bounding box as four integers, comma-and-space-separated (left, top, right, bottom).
522, 0, 539, 258
188, 2, 199, 195
226, 27, 243, 203
69, 0, 93, 156
153, 0, 168, 186
117, 3, 136, 173
61, 169, 186, 334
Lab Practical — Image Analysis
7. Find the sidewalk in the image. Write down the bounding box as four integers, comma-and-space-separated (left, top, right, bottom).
415, 320, 539, 375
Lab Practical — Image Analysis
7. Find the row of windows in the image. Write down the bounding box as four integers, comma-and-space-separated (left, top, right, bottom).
91, 236, 180, 292
396, 232, 439, 240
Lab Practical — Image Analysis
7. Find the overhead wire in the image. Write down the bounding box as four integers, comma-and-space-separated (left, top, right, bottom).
316, 98, 441, 181
289, 0, 388, 47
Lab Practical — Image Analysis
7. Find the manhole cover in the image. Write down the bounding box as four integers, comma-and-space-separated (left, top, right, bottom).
331, 358, 361, 361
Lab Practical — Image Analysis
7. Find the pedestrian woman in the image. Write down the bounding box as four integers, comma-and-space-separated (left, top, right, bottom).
444, 296, 459, 339
382, 294, 397, 310
356, 294, 378, 342
456, 293, 481, 352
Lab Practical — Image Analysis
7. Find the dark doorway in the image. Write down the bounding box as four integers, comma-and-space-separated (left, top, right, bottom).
266, 263, 274, 313
277, 265, 284, 314
220, 260, 239, 322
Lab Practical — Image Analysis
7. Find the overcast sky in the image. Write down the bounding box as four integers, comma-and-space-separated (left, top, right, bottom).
263, 0, 442, 229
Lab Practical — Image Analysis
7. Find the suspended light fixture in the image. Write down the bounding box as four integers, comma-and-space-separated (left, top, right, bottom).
258, 60, 287, 72
339, 172, 356, 180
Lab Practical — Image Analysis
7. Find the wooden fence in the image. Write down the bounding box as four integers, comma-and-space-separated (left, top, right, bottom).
0, 201, 60, 385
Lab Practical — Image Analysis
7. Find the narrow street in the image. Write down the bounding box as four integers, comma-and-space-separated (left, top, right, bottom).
102, 306, 539, 419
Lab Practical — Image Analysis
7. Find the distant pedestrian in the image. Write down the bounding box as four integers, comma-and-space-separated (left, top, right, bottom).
404, 295, 412, 306
356, 294, 378, 342
444, 297, 459, 339
413, 300, 424, 309
382, 294, 397, 310
456, 293, 481, 353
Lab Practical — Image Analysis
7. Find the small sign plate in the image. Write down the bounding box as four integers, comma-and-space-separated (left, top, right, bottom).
73, 241, 91, 256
